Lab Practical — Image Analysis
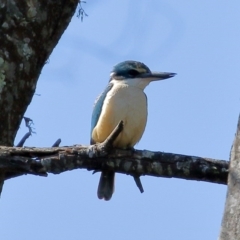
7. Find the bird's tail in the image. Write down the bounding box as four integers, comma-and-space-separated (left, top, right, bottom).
97, 171, 115, 201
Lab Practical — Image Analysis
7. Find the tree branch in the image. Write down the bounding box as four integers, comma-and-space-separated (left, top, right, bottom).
16, 117, 35, 147
0, 120, 229, 197
0, 145, 229, 184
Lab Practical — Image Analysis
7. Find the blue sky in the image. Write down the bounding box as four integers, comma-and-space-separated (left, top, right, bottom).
1, 1, 240, 239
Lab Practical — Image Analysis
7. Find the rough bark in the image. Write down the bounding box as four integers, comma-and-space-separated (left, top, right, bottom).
219, 114, 240, 239
0, 0, 79, 146
0, 0, 79, 195
0, 145, 228, 184
0, 121, 230, 195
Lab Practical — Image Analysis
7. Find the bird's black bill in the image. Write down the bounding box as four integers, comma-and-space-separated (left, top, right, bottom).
139, 72, 176, 81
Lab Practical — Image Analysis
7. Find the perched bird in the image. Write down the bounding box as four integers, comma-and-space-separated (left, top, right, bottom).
91, 60, 176, 200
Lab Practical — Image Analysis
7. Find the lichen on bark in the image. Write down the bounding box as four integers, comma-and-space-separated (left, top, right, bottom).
0, 0, 79, 146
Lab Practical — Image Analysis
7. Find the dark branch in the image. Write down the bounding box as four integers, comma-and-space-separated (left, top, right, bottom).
0, 120, 229, 198
16, 132, 31, 147
77, 0, 88, 21
16, 117, 35, 147
101, 121, 124, 149
52, 139, 61, 147
133, 176, 144, 193
0, 145, 228, 184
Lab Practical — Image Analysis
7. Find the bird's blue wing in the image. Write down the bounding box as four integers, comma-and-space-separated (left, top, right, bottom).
90, 83, 113, 144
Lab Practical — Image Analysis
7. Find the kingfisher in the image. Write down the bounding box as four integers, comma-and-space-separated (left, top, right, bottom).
91, 60, 176, 200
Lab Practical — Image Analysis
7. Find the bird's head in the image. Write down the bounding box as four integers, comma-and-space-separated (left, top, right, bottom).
109, 60, 176, 89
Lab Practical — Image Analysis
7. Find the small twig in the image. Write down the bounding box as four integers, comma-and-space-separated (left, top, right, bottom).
91, 121, 124, 174
16, 117, 35, 147
23, 117, 35, 134
77, 1, 88, 21
100, 121, 124, 150
52, 139, 61, 147
16, 132, 31, 147
133, 176, 144, 193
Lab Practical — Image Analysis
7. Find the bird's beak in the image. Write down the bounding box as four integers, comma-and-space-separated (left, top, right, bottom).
140, 72, 176, 81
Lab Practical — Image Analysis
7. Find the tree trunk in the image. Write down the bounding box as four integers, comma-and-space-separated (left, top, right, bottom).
0, 0, 78, 146
219, 114, 240, 239
0, 0, 79, 191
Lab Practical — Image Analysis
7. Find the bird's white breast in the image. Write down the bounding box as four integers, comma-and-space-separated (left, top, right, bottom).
92, 82, 147, 148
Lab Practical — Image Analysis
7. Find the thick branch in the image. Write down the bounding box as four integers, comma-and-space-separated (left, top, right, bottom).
0, 0, 79, 146
219, 114, 240, 239
0, 145, 228, 184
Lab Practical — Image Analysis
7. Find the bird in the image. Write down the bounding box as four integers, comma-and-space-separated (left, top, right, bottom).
90, 60, 176, 200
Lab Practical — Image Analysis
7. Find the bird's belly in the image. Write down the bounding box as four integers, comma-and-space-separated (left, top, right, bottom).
92, 85, 147, 148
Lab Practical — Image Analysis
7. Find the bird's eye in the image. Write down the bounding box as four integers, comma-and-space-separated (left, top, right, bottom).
128, 69, 139, 77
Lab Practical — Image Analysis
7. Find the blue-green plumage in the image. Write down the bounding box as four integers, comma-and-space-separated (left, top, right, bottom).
90, 83, 113, 144
110, 61, 151, 79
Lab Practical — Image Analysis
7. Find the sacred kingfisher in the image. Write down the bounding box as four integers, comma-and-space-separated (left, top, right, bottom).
91, 60, 176, 200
